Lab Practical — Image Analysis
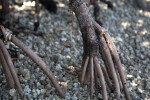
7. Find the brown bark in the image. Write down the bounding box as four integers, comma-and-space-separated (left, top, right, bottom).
0, 48, 15, 88
90, 57, 94, 99
70, 0, 130, 99
94, 21, 130, 100
0, 25, 65, 98
0, 39, 24, 100
94, 57, 107, 100
10, 35, 65, 98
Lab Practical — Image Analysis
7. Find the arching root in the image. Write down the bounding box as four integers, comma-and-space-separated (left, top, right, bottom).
0, 39, 24, 100
70, 0, 130, 99
0, 48, 15, 88
0, 26, 65, 99
80, 56, 108, 100
94, 21, 130, 100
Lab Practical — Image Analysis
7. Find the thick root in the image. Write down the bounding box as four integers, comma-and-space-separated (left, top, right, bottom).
103, 32, 130, 100
94, 57, 108, 100
94, 21, 130, 100
10, 36, 65, 98
80, 56, 89, 84
90, 57, 94, 99
101, 65, 113, 90
0, 39, 24, 100
0, 49, 15, 88
98, 35, 120, 98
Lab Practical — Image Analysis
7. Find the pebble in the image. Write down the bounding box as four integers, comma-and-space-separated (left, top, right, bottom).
46, 84, 51, 90
0, 0, 149, 99
56, 64, 62, 71
137, 87, 145, 93
61, 38, 67, 42
9, 89, 16, 96
116, 37, 123, 42
41, 89, 47, 95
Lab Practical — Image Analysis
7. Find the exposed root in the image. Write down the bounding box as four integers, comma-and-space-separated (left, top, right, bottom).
11, 36, 65, 98
90, 57, 94, 99
98, 34, 120, 98
114, 64, 123, 90
0, 49, 14, 88
0, 39, 24, 100
94, 64, 98, 89
80, 56, 108, 99
80, 56, 89, 84
101, 65, 113, 90
94, 21, 130, 100
94, 57, 108, 100
0, 26, 65, 99
103, 32, 130, 100
70, 0, 130, 99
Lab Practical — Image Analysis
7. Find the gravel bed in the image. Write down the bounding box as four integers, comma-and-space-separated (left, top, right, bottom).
0, 0, 150, 100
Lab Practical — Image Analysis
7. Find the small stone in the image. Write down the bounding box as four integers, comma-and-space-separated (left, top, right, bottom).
98, 93, 102, 99
64, 48, 70, 52
25, 73, 30, 80
19, 54, 25, 59
137, 87, 144, 93
41, 89, 47, 94
116, 37, 123, 42
56, 64, 62, 71
46, 84, 51, 90
145, 83, 150, 90
87, 96, 90, 100
40, 76, 45, 81
61, 38, 67, 42
36, 89, 41, 95
72, 95, 78, 100
24, 85, 31, 96
73, 83, 78, 88
9, 89, 16, 96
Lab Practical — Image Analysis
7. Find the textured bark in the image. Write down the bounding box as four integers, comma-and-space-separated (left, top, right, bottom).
98, 31, 120, 98
103, 31, 130, 100
70, 0, 130, 99
94, 21, 130, 100
70, 0, 107, 99
70, 0, 99, 57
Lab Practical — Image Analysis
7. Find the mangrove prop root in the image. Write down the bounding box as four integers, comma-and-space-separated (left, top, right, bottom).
101, 65, 113, 90
0, 39, 24, 99
98, 34, 120, 98
80, 56, 89, 84
94, 57, 108, 100
70, 0, 130, 99
94, 64, 98, 89
103, 31, 130, 100
0, 26, 65, 98
94, 21, 130, 100
114, 64, 123, 90
90, 57, 94, 99
0, 49, 15, 88
11, 36, 65, 98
